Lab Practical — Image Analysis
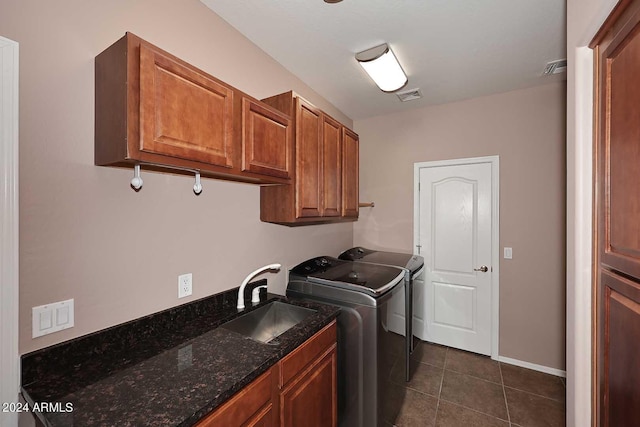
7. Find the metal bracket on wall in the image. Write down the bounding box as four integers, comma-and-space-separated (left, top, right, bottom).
358, 202, 375, 208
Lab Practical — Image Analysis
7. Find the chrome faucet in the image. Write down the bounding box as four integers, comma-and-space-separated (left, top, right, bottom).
237, 263, 282, 310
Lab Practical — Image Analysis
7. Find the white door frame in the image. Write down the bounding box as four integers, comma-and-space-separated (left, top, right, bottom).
414, 155, 500, 359
0, 35, 19, 427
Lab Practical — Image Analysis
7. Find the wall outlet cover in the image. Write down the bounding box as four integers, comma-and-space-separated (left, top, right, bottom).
178, 273, 193, 298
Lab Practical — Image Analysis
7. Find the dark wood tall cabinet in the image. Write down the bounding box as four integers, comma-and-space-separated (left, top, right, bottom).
592, 1, 640, 425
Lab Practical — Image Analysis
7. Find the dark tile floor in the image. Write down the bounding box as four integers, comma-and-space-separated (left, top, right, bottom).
384, 341, 566, 427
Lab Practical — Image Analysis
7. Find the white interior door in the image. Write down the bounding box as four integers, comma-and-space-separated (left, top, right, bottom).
415, 157, 498, 356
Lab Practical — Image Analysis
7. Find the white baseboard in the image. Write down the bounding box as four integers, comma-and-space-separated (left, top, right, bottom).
497, 355, 566, 378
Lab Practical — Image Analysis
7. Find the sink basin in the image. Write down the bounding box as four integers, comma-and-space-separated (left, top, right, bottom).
221, 301, 316, 344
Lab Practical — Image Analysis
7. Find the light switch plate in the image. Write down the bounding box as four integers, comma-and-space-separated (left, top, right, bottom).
504, 247, 513, 259
32, 299, 74, 338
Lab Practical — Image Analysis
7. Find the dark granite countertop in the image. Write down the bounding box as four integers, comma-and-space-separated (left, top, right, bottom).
21, 285, 340, 427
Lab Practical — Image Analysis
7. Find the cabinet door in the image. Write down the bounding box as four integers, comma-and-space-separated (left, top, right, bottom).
242, 97, 292, 179
321, 115, 342, 217
341, 128, 359, 218
597, 7, 640, 279
139, 43, 234, 167
594, 3, 640, 425
280, 346, 337, 427
295, 98, 322, 218
197, 369, 273, 427
599, 270, 640, 427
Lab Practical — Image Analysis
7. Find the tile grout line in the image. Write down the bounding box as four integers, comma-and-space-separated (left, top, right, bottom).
444, 366, 504, 385
502, 384, 566, 403
437, 398, 511, 423
432, 346, 448, 426
498, 361, 513, 426
437, 346, 511, 423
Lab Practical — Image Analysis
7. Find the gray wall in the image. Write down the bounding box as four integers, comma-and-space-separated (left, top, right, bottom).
354, 81, 567, 370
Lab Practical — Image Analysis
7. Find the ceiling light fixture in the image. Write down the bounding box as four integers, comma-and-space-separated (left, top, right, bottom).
355, 43, 407, 92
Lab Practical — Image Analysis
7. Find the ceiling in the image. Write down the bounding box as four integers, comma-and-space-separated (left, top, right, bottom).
200, 0, 566, 121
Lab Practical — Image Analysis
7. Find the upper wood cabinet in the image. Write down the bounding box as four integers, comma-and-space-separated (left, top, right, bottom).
95, 32, 291, 184
296, 98, 323, 218
341, 127, 359, 218
321, 115, 342, 218
241, 97, 292, 179
260, 91, 359, 225
138, 43, 235, 168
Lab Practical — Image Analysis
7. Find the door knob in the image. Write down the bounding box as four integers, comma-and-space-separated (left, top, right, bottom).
474, 266, 489, 273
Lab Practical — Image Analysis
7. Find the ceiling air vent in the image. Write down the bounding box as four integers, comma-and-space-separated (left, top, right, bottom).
543, 59, 567, 75
396, 88, 422, 102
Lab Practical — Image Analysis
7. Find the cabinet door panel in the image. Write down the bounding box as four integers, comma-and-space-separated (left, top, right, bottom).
247, 405, 273, 427
296, 99, 322, 218
600, 15, 640, 278
196, 370, 272, 427
600, 270, 640, 427
280, 346, 337, 427
341, 128, 359, 218
139, 44, 234, 167
242, 97, 291, 179
321, 115, 341, 217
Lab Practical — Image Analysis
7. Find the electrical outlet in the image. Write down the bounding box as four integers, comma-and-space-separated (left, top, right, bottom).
178, 273, 192, 298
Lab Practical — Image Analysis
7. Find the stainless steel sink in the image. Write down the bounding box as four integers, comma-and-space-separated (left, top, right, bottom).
221, 301, 316, 344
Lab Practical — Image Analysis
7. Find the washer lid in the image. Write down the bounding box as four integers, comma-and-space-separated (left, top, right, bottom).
290, 256, 405, 296
338, 247, 424, 277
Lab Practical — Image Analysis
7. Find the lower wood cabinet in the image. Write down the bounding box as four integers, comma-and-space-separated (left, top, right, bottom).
196, 368, 274, 427
198, 321, 337, 427
279, 347, 337, 427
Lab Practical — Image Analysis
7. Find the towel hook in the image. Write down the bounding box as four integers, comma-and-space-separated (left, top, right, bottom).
130, 164, 143, 191
193, 171, 203, 195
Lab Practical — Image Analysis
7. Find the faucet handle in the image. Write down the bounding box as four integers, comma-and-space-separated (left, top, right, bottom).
251, 285, 268, 304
